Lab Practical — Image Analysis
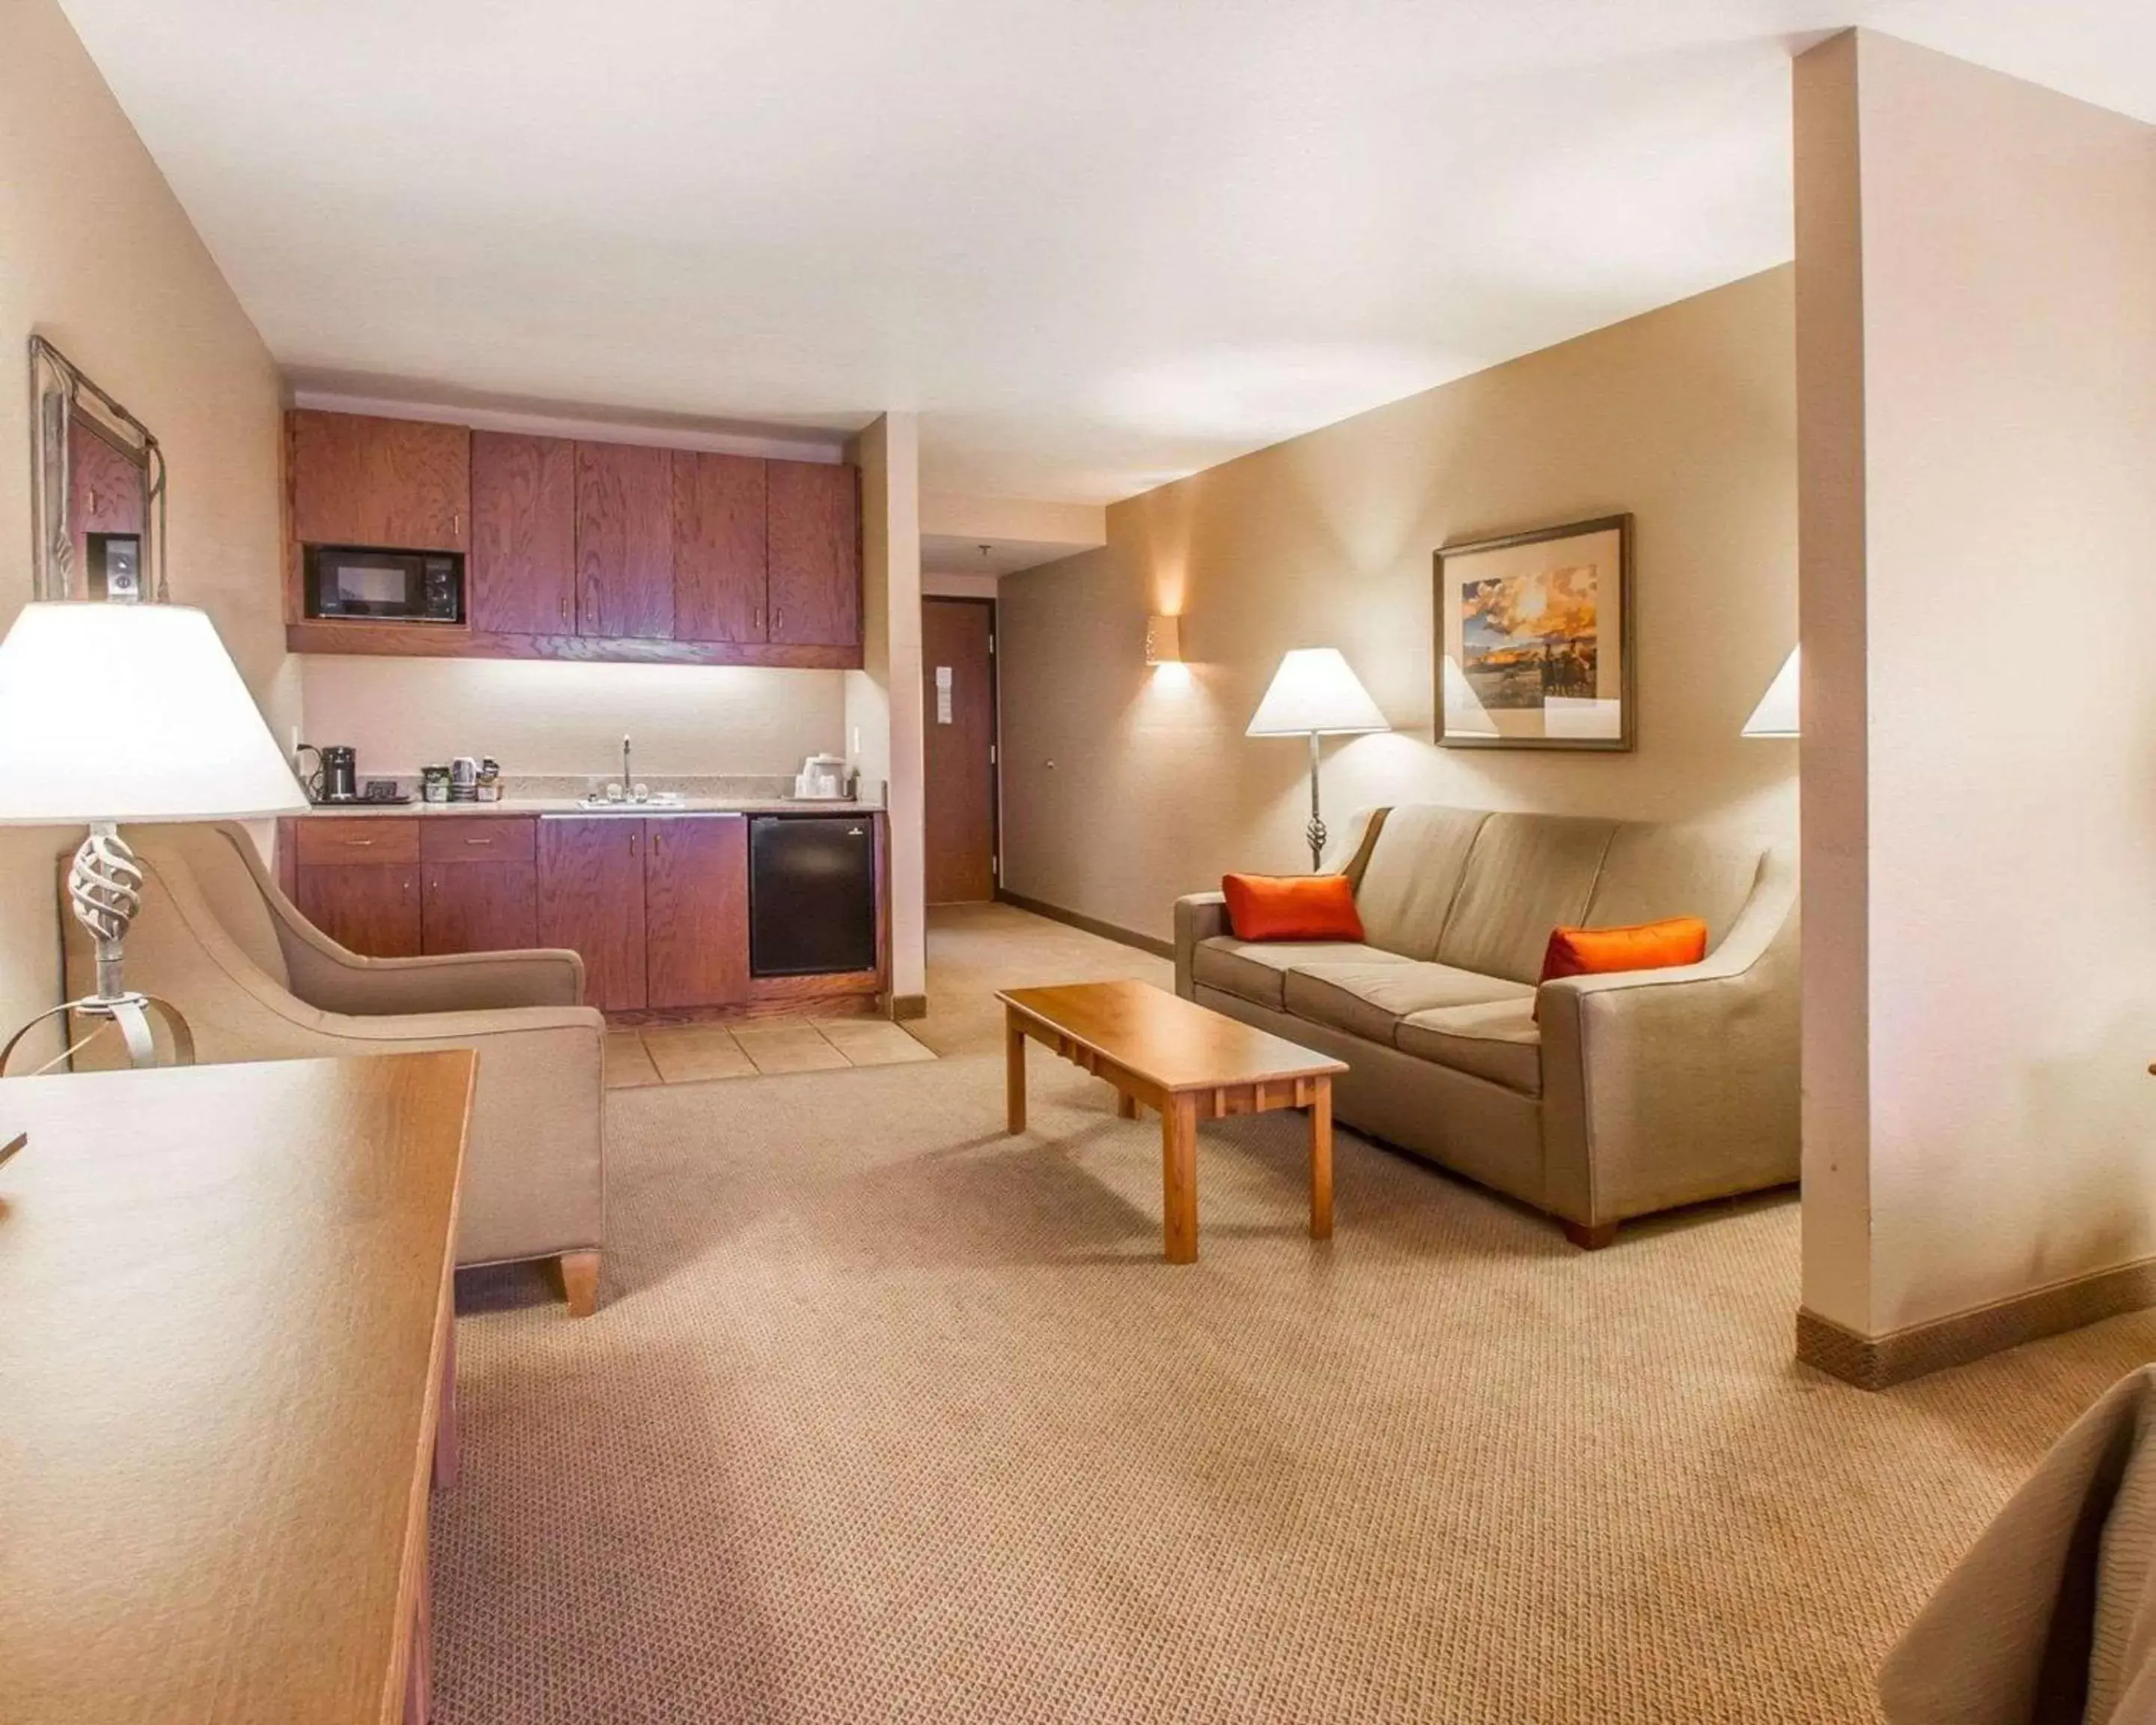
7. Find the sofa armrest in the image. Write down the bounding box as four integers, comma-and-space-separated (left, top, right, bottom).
1175, 892, 1229, 999
281, 940, 588, 1016
1535, 848, 1800, 1226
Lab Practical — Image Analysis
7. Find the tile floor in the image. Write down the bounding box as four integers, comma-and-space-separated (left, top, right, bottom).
606, 1015, 936, 1087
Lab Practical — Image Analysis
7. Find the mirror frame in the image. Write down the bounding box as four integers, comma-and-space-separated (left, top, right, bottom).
28, 334, 167, 603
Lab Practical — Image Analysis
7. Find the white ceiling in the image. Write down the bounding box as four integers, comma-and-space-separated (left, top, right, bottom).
922, 535, 1088, 579
57, 0, 2156, 506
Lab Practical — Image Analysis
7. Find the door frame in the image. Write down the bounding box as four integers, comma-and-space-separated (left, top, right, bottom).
922, 594, 1001, 899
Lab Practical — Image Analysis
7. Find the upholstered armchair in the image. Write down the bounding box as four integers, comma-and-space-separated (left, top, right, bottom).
59, 821, 606, 1314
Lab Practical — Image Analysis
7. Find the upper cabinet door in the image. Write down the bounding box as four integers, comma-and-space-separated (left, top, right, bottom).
766, 460, 860, 647
576, 442, 674, 640
289, 410, 469, 552
672, 452, 768, 643
469, 432, 576, 635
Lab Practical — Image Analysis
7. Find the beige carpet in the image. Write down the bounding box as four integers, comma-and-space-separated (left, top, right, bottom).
434, 903, 2156, 1723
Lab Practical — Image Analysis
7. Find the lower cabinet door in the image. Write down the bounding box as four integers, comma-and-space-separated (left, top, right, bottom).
537, 818, 647, 1011
294, 862, 422, 958
644, 815, 749, 1009
421, 861, 539, 956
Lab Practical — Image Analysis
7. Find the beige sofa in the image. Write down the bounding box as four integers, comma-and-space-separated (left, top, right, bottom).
61, 821, 607, 1312
1174, 806, 1797, 1246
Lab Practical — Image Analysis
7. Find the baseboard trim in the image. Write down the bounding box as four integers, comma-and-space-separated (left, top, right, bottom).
993, 889, 1175, 960
1797, 1254, 2156, 1390
886, 993, 928, 1022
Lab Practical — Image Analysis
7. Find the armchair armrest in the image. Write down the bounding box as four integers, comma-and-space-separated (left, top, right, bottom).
1535, 847, 1800, 1225
281, 938, 587, 1016
1175, 892, 1230, 1000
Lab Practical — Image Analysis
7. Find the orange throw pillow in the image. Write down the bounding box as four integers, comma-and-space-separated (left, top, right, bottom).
1539, 916, 1708, 986
1222, 873, 1365, 943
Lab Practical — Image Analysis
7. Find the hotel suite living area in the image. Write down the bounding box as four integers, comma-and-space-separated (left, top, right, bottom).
8, 3, 2156, 1721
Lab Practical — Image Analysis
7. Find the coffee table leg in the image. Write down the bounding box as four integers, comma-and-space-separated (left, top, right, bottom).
1162, 1094, 1199, 1264
1005, 1009, 1027, 1135
1115, 1091, 1138, 1120
1309, 1077, 1334, 1240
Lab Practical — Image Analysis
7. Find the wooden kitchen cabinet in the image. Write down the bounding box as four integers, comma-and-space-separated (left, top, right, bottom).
576, 442, 674, 641
287, 409, 865, 666
470, 431, 576, 634
422, 861, 540, 955
766, 458, 860, 646
289, 410, 469, 552
538, 818, 648, 1011
672, 451, 767, 644
294, 862, 423, 958
643, 815, 750, 1009
419, 816, 540, 955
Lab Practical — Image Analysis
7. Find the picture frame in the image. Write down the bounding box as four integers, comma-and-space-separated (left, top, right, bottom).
27, 334, 167, 605
1434, 512, 1633, 751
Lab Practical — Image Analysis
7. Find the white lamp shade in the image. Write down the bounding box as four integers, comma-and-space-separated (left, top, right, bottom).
1246, 648, 1388, 737
0, 603, 308, 823
1741, 646, 1800, 737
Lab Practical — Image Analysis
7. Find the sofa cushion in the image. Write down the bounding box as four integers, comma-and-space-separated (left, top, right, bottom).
1581, 824, 1765, 952
1352, 806, 1490, 958
1285, 961, 1530, 1045
1222, 872, 1363, 942
1397, 998, 1544, 1095
1436, 813, 1619, 984
1192, 937, 1410, 1011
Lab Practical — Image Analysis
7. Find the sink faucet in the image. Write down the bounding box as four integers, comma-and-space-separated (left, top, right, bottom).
621, 733, 633, 798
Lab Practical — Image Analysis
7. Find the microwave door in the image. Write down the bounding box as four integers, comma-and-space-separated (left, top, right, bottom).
336, 559, 412, 616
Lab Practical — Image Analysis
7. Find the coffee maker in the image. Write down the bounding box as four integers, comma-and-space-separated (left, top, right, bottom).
296, 743, 359, 804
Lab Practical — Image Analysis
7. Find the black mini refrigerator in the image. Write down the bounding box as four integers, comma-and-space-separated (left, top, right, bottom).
749, 815, 877, 977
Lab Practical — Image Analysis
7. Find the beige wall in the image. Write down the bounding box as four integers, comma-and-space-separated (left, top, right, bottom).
297, 657, 843, 778
0, 0, 290, 1039
1796, 31, 2156, 1336
999, 268, 1799, 942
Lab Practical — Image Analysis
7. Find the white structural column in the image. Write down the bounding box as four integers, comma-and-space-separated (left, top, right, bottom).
848, 413, 928, 1007
1794, 29, 2156, 1379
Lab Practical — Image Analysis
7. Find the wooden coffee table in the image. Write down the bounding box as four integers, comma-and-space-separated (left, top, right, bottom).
998, 979, 1350, 1263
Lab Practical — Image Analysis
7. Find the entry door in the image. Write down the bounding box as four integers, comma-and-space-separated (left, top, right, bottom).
922, 598, 998, 903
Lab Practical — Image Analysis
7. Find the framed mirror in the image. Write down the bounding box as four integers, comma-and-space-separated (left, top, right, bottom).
28, 335, 166, 603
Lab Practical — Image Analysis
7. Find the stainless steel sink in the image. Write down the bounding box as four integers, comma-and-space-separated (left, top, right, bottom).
575, 792, 686, 812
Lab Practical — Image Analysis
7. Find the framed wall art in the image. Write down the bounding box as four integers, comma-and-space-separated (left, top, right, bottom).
1434, 513, 1633, 751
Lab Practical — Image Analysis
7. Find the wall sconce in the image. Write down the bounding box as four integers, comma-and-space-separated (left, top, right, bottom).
1145, 615, 1182, 666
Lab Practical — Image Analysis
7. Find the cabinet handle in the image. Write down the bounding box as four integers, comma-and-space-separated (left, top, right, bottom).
463, 838, 492, 846
773, 607, 784, 630
754, 606, 764, 631
653, 833, 664, 857
345, 838, 376, 848
559, 597, 570, 622
453, 510, 461, 538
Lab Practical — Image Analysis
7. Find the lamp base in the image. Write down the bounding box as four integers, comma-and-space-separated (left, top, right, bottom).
1305, 731, 1328, 873
0, 991, 195, 1076
0, 822, 195, 1077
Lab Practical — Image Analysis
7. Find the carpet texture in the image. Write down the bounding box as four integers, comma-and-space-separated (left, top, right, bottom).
433, 904, 2156, 1723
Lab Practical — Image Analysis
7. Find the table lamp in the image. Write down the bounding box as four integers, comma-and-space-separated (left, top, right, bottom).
1246, 648, 1389, 871
0, 603, 309, 1071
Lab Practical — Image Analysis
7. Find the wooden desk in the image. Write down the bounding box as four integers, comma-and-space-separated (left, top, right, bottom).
999, 980, 1348, 1262
0, 1051, 475, 1725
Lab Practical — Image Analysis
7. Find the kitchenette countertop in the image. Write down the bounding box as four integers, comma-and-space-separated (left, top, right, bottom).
287, 770, 883, 818
293, 797, 884, 818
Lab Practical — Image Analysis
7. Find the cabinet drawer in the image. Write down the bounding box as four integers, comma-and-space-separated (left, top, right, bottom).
420, 817, 537, 863
296, 818, 421, 865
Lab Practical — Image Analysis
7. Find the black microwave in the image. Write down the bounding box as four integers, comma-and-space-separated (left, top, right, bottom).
304, 546, 464, 623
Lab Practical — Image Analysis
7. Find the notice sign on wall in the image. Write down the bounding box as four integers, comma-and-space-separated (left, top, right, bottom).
935, 665, 953, 725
